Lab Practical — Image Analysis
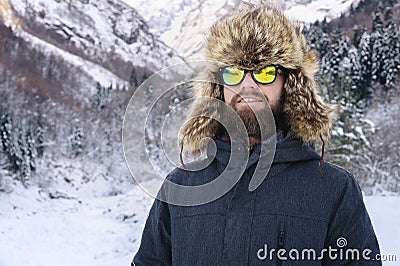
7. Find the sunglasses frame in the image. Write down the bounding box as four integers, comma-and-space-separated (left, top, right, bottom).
217, 65, 283, 86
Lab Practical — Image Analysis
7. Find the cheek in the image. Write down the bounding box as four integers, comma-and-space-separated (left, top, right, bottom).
223, 87, 236, 103
260, 77, 284, 106
264, 90, 280, 103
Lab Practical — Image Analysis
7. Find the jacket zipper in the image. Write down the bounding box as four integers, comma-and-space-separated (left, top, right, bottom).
276, 225, 285, 266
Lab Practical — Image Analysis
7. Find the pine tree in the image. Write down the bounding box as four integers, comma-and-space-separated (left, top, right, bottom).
349, 3, 355, 15
0, 112, 18, 171
129, 67, 138, 87
25, 126, 37, 172
372, 6, 384, 34
91, 82, 112, 110
358, 31, 373, 100
104, 128, 112, 154
303, 24, 329, 59
381, 17, 400, 89
352, 26, 366, 49
144, 84, 153, 107
35, 115, 45, 157
371, 30, 385, 84
0, 112, 12, 154
348, 47, 364, 105
16, 127, 30, 186
355, 0, 367, 12
318, 33, 331, 59
321, 28, 351, 93
69, 123, 85, 158
321, 17, 332, 34
92, 82, 103, 109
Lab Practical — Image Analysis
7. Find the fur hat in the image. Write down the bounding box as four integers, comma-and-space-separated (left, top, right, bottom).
179, 4, 338, 155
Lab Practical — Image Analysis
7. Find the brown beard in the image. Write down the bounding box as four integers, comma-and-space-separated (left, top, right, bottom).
229, 92, 286, 138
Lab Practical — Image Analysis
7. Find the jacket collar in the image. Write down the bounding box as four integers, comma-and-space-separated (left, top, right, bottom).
210, 132, 320, 171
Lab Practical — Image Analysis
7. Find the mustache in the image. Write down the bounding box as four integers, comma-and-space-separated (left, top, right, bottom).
230, 92, 268, 104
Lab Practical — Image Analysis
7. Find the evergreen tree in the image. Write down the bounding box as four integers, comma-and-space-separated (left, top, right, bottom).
371, 30, 385, 85
358, 31, 373, 100
91, 82, 112, 109
129, 67, 138, 87
321, 28, 351, 92
318, 32, 331, 59
92, 82, 103, 109
35, 115, 45, 157
0, 112, 12, 154
0, 112, 18, 171
321, 17, 332, 33
25, 126, 37, 172
355, 0, 367, 12
16, 127, 30, 186
352, 26, 366, 49
303, 24, 329, 59
350, 3, 355, 15
144, 84, 153, 107
372, 6, 384, 34
104, 128, 112, 154
348, 47, 364, 105
381, 18, 400, 89
69, 123, 85, 158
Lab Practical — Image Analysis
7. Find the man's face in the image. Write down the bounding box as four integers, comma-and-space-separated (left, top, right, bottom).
223, 72, 285, 136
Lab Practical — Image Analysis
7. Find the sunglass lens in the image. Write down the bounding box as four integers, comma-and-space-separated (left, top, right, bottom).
253, 66, 277, 84
222, 67, 244, 85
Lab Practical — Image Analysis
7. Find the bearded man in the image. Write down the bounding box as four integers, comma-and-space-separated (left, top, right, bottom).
132, 4, 381, 265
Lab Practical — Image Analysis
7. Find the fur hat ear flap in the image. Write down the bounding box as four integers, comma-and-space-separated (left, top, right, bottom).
283, 51, 338, 145
179, 80, 223, 155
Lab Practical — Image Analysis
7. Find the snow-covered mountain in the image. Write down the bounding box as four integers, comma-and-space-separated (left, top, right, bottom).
1, 0, 186, 94
0, 0, 359, 94
123, 0, 359, 60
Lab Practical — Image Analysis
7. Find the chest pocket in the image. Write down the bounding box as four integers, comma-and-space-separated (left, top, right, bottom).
249, 213, 328, 265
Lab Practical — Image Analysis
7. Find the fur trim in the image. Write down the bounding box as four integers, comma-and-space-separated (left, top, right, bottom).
180, 4, 338, 154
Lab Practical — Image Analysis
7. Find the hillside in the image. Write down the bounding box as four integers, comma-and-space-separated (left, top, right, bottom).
124, 0, 358, 59
0, 0, 187, 193
322, 0, 400, 38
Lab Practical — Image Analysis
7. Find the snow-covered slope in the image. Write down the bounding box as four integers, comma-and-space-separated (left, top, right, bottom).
2, 0, 186, 91
0, 180, 399, 266
284, 0, 360, 23
123, 0, 359, 60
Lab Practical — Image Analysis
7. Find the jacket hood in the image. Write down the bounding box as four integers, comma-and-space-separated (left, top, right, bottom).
179, 4, 338, 155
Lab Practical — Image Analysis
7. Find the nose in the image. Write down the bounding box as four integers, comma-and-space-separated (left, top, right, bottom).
240, 72, 258, 90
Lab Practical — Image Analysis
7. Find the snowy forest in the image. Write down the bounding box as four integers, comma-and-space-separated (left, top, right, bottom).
304, 0, 400, 194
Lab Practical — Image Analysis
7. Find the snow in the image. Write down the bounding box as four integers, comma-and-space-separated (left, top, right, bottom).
0, 180, 154, 266
284, 0, 360, 23
120, 0, 198, 38
8, 0, 186, 88
16, 29, 127, 90
0, 179, 399, 265
364, 196, 400, 263
125, 0, 358, 59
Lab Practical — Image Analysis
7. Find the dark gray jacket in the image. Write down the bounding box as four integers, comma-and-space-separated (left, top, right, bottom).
133, 136, 381, 265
